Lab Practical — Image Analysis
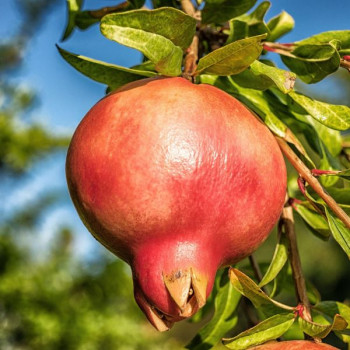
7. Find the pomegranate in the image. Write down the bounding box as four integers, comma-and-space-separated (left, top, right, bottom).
249, 340, 339, 349
66, 77, 286, 331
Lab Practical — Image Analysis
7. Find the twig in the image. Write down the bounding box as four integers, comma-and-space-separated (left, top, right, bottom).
276, 137, 350, 230
281, 195, 313, 323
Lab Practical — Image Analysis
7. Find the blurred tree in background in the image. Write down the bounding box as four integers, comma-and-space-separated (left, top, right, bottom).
0, 1, 179, 348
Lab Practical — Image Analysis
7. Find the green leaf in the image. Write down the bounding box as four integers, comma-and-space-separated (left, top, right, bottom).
298, 314, 348, 338
100, 8, 197, 76
267, 11, 294, 42
228, 268, 293, 316
326, 188, 350, 207
304, 115, 343, 157
74, 11, 99, 30
325, 208, 350, 258
62, 0, 83, 40
223, 78, 288, 137
101, 8, 196, 50
57, 46, 156, 90
202, 0, 257, 24
297, 30, 350, 54
226, 20, 249, 43
281, 43, 340, 84
292, 202, 331, 240
227, 1, 270, 40
259, 232, 289, 287
288, 91, 350, 131
223, 313, 296, 349
314, 301, 350, 343
232, 60, 295, 93
195, 34, 266, 76
186, 270, 241, 350
315, 301, 350, 324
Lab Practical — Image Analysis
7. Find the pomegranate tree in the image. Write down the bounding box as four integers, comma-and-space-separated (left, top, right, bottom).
60, 0, 350, 348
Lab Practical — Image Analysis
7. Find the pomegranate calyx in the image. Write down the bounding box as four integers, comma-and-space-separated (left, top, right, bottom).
163, 267, 208, 317
134, 287, 174, 332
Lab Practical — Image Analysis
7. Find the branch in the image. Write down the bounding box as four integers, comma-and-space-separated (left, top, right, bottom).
281, 197, 312, 323
276, 137, 350, 230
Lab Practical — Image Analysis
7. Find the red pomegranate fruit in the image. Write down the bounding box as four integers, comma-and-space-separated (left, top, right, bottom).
249, 340, 339, 349
66, 77, 286, 331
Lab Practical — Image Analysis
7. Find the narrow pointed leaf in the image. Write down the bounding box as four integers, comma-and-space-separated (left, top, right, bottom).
229, 268, 292, 316
223, 313, 296, 349
101, 8, 196, 50
267, 11, 294, 42
186, 270, 241, 350
325, 208, 350, 258
281, 43, 340, 84
62, 0, 83, 40
223, 77, 288, 137
299, 314, 348, 338
196, 35, 266, 76
289, 91, 350, 131
233, 2, 270, 38
297, 30, 350, 55
292, 202, 331, 240
314, 301, 350, 324
259, 233, 289, 287
326, 188, 350, 208
233, 60, 295, 93
314, 301, 350, 343
226, 20, 249, 43
202, 0, 257, 25
57, 46, 156, 90
100, 8, 197, 76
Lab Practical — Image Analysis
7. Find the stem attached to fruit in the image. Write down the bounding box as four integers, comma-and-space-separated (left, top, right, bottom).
276, 137, 350, 230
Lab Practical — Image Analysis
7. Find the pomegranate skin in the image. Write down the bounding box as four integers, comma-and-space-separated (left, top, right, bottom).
249, 340, 339, 349
66, 77, 286, 330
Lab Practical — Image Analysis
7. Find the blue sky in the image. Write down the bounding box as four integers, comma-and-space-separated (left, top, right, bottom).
2, 0, 350, 258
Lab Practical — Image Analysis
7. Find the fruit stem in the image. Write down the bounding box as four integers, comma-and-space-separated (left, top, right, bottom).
281, 196, 312, 322
276, 137, 350, 230
181, 0, 200, 79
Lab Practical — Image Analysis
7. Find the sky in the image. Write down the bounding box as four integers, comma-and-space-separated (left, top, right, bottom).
1, 0, 350, 259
